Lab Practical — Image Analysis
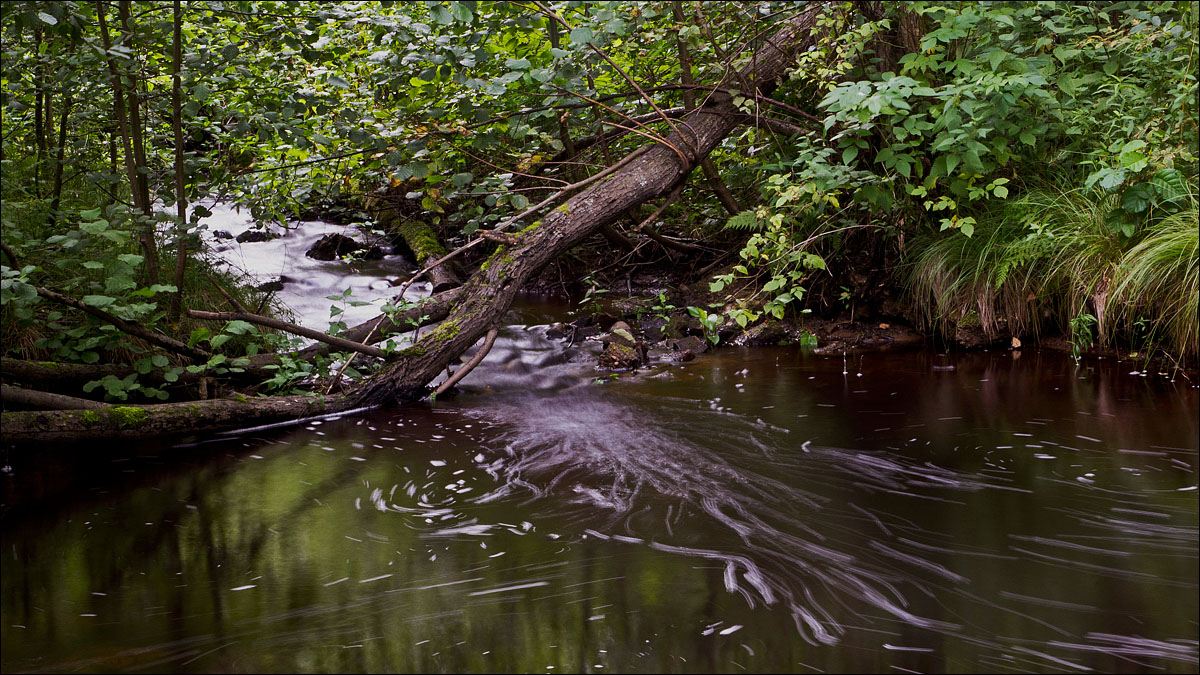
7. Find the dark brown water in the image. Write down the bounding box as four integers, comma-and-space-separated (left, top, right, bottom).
3, 331, 1197, 674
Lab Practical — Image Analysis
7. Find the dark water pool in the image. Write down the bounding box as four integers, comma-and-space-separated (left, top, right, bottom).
2, 337, 1197, 673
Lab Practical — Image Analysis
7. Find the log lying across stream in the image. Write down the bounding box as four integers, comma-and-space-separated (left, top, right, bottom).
1, 5, 827, 443
354, 5, 826, 405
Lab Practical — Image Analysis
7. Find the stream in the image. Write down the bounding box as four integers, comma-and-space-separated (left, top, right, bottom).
2, 208, 1197, 673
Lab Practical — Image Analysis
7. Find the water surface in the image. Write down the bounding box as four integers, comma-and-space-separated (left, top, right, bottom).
3, 338, 1196, 674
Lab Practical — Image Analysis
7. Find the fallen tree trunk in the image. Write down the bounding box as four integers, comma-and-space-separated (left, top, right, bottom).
356, 6, 826, 405
1, 394, 361, 443
1, 6, 827, 442
1, 385, 111, 411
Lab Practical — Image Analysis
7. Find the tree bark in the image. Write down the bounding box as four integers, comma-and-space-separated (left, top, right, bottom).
2, 385, 110, 411
119, 0, 159, 284
356, 5, 825, 405
1, 394, 361, 444
47, 92, 73, 226
169, 0, 188, 321
96, 1, 159, 281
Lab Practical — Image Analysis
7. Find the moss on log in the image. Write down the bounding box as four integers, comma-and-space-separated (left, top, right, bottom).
1, 394, 362, 445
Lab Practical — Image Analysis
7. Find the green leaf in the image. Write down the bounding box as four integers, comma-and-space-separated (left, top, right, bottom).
328, 75, 351, 89
842, 146, 859, 164
449, 1, 473, 22
569, 27, 594, 44
452, 172, 473, 187
505, 58, 530, 70
993, 185, 1009, 199
430, 5, 452, 24
1151, 169, 1186, 201
224, 320, 256, 335
117, 254, 144, 267
82, 295, 117, 308
38, 11, 58, 25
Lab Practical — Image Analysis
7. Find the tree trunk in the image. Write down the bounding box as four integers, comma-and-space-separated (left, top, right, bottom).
1, 395, 360, 444
119, 0, 159, 284
96, 1, 159, 281
33, 28, 44, 195
169, 0, 188, 321
356, 6, 825, 405
1, 5, 828, 441
47, 92, 73, 226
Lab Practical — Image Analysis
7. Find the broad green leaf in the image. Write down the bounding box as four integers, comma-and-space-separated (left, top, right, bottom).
449, 2, 473, 22
570, 27, 593, 44
82, 295, 117, 308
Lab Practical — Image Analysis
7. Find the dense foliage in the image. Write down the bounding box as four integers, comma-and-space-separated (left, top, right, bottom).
1, 1, 1196, 406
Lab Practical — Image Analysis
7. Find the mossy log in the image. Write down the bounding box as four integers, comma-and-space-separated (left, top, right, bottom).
1, 394, 361, 445
393, 220, 461, 292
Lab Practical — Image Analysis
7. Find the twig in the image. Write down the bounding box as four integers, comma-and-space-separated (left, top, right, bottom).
530, 0, 694, 156
478, 230, 519, 245
433, 328, 499, 398
324, 315, 386, 395
204, 274, 248, 313
187, 309, 389, 359
37, 286, 210, 361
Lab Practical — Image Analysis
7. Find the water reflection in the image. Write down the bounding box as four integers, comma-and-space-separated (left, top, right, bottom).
2, 347, 1197, 673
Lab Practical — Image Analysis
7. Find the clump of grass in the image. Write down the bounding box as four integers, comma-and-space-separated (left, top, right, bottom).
905, 184, 1198, 360
1109, 207, 1199, 359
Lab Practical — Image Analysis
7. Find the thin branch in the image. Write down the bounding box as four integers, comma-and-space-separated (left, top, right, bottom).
234, 149, 370, 176
186, 310, 389, 360
36, 286, 210, 361
633, 184, 703, 253
434, 327, 499, 398
546, 83, 689, 167
204, 274, 248, 313
530, 0, 694, 155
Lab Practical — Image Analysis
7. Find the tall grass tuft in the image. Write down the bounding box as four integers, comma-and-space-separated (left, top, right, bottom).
905, 185, 1198, 360
1109, 206, 1199, 359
